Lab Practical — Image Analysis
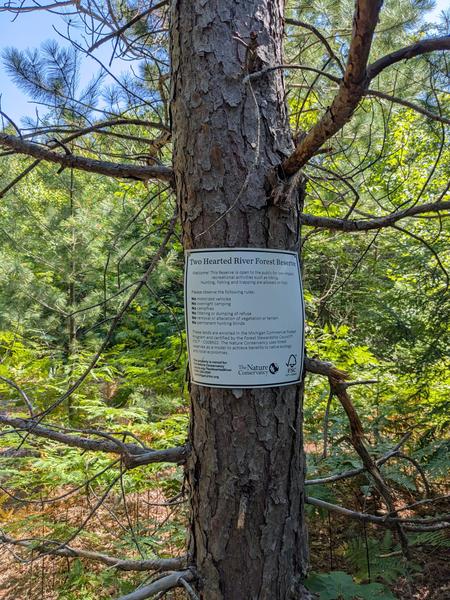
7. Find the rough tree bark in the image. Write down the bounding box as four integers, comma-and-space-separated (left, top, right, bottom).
171, 1, 310, 598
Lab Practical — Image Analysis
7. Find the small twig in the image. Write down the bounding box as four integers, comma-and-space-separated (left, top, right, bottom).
396, 453, 431, 498
322, 388, 333, 459
306, 432, 412, 486
343, 379, 378, 388
388, 494, 450, 516
0, 375, 35, 416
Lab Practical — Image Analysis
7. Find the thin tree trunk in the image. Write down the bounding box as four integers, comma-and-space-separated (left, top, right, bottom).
67, 166, 76, 424
171, 2, 310, 598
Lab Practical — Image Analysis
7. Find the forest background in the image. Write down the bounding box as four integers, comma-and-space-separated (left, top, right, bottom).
0, 0, 449, 599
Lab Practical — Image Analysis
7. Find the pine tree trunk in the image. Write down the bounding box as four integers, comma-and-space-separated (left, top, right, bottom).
171, 2, 310, 597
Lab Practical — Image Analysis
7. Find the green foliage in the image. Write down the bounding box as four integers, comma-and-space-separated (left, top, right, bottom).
57, 559, 138, 600
305, 571, 396, 600
342, 532, 419, 584
409, 530, 450, 549
0, 1, 449, 599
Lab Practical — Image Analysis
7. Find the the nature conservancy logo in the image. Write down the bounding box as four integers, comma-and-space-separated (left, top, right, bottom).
237, 355, 297, 378
238, 362, 280, 376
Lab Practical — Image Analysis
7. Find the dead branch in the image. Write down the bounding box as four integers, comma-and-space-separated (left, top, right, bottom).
178, 576, 201, 600
0, 0, 75, 13
115, 570, 195, 600
306, 497, 450, 531
322, 388, 333, 459
389, 495, 450, 516
0, 159, 41, 198
306, 432, 412, 486
396, 452, 431, 498
88, 0, 168, 52
0, 415, 187, 468
329, 376, 410, 556
0, 375, 35, 416
343, 379, 378, 388
0, 133, 173, 182
0, 458, 121, 504
299, 200, 450, 232
0, 533, 184, 571
365, 89, 450, 126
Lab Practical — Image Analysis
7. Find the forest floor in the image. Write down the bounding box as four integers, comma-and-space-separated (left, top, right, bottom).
0, 487, 185, 600
309, 503, 450, 600
0, 482, 448, 599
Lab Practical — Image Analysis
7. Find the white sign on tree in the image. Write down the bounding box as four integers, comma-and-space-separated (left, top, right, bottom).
184, 248, 305, 388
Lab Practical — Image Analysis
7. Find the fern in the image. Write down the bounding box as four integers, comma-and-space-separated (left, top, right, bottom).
410, 530, 450, 549
343, 532, 419, 584
305, 571, 396, 599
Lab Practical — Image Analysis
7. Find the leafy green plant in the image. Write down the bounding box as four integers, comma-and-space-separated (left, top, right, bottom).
342, 532, 418, 584
305, 571, 396, 600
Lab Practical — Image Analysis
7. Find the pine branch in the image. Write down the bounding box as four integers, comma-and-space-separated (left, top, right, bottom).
0, 414, 187, 468
299, 200, 450, 232
0, 533, 185, 571
367, 35, 450, 80
0, 132, 173, 182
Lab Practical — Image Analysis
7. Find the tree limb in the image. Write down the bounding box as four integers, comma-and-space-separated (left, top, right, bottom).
306, 497, 450, 531
115, 570, 195, 600
304, 356, 349, 379
367, 35, 450, 80
0, 533, 184, 571
365, 88, 450, 126
282, 0, 384, 175
329, 376, 410, 556
282, 2, 450, 175
0, 0, 75, 13
0, 375, 35, 416
299, 200, 450, 232
0, 118, 169, 197
0, 133, 173, 182
306, 432, 412, 486
0, 415, 187, 468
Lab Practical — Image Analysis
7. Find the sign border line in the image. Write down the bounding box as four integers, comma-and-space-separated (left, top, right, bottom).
184, 248, 305, 389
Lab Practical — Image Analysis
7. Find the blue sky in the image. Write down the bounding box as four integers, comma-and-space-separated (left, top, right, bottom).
0, 8, 128, 124
0, 0, 448, 125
